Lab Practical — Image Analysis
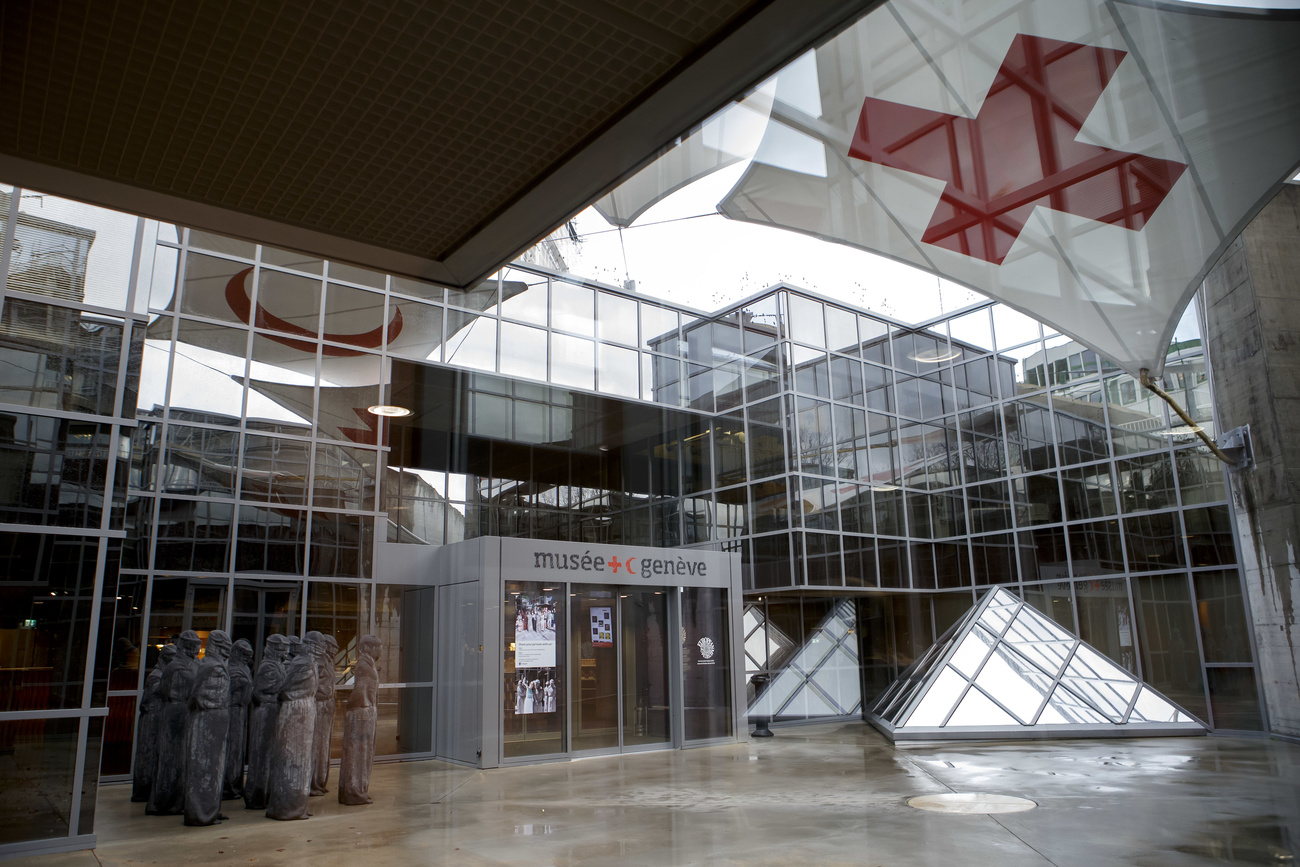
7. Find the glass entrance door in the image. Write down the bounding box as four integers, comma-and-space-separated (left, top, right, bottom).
622, 588, 671, 747
569, 585, 672, 753
570, 586, 620, 751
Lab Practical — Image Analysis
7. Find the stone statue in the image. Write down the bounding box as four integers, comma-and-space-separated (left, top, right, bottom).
339, 635, 382, 805
266, 635, 318, 820
309, 632, 339, 796
222, 638, 254, 800
131, 644, 176, 802
146, 630, 200, 815
184, 630, 231, 826
243, 634, 288, 811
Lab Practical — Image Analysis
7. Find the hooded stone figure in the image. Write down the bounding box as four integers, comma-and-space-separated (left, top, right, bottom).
222, 638, 254, 800
131, 644, 177, 803
184, 629, 231, 826
243, 634, 288, 811
266, 635, 317, 820
309, 631, 340, 796
147, 630, 201, 815
339, 634, 382, 806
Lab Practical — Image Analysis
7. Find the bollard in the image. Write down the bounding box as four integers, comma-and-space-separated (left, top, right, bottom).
749, 673, 774, 738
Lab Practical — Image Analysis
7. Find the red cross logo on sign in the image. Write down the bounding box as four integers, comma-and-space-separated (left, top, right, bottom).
847, 34, 1187, 265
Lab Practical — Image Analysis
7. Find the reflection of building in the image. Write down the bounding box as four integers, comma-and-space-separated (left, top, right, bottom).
1023, 337, 1214, 437
0, 191, 1262, 855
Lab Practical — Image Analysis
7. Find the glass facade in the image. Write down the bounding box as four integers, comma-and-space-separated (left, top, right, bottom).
0, 184, 1264, 851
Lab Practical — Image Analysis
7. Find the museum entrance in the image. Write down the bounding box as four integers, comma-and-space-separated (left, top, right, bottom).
404, 537, 743, 768
569, 585, 671, 755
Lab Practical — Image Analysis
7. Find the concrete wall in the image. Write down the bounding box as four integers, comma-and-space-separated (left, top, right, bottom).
1203, 183, 1300, 737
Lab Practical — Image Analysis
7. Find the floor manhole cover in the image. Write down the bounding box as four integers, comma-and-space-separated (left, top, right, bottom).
907, 793, 1037, 814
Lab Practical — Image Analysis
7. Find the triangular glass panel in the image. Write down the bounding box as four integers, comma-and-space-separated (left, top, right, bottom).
1130, 687, 1180, 723
948, 687, 1018, 727
1069, 645, 1132, 683
797, 685, 839, 717
1041, 683, 1110, 724
987, 588, 1020, 608
950, 627, 996, 678
905, 666, 968, 727
983, 602, 1017, 633
1059, 677, 1132, 723
868, 588, 1206, 741
1009, 639, 1073, 678
974, 646, 1055, 725
813, 648, 862, 712
789, 632, 835, 675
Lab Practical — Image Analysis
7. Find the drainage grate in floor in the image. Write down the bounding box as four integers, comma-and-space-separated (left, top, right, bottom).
906, 793, 1037, 814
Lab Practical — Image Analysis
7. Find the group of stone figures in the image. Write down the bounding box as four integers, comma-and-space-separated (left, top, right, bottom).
130, 629, 383, 825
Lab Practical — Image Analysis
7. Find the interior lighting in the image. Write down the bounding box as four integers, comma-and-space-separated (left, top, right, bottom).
367, 404, 412, 417
1155, 425, 1201, 437
908, 348, 962, 364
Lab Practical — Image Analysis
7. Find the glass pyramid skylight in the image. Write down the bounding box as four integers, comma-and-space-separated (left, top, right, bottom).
869, 588, 1206, 741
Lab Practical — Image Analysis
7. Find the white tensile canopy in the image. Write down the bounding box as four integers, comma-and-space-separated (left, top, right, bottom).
598, 0, 1300, 380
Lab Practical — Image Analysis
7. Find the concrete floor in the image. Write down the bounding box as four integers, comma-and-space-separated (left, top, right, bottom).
10, 722, 1299, 866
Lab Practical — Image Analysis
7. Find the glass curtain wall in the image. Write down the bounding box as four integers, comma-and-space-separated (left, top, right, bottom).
127, 228, 1267, 744
723, 292, 1258, 731
0, 176, 1265, 855
0, 186, 142, 850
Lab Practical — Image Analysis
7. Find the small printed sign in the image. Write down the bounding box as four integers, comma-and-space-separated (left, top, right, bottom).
591, 607, 612, 647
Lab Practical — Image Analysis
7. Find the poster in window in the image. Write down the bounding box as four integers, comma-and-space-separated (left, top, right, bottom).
514, 593, 556, 668
590, 607, 612, 647
511, 592, 558, 715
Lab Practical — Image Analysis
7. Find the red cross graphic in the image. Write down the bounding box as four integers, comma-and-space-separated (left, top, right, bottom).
847, 34, 1187, 265
609, 556, 624, 574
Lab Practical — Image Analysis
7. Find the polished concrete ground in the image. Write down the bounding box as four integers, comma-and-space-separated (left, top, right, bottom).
11, 722, 1299, 866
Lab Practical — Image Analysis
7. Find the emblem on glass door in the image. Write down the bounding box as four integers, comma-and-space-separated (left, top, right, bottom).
697, 636, 715, 663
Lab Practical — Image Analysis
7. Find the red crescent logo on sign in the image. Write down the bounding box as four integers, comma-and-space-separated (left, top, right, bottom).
847, 35, 1187, 265
225, 267, 403, 356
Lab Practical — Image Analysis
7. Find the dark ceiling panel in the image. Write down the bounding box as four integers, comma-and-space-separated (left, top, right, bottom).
0, 0, 874, 287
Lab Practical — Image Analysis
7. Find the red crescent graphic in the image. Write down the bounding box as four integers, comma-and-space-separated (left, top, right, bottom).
626, 557, 637, 576
225, 268, 403, 356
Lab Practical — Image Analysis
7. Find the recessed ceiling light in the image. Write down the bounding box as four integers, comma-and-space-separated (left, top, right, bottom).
367, 404, 412, 417
908, 349, 962, 363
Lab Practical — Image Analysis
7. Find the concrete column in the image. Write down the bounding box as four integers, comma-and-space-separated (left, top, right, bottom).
1203, 183, 1300, 737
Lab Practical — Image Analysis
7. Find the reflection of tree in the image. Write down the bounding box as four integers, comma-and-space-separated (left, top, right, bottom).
899, 433, 960, 488
960, 435, 1005, 479
794, 409, 842, 478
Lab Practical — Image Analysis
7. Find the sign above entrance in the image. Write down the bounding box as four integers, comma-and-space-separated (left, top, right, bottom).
499, 539, 732, 589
